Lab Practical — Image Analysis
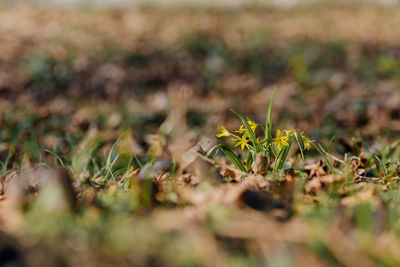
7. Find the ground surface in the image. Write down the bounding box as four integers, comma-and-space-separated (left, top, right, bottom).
1, 5, 400, 267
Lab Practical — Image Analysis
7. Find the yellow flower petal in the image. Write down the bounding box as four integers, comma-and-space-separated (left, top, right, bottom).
216, 126, 230, 137
236, 125, 246, 134
303, 139, 313, 150
281, 139, 289, 147
274, 129, 290, 151
247, 120, 258, 132
276, 129, 281, 138
233, 135, 249, 151
285, 129, 296, 136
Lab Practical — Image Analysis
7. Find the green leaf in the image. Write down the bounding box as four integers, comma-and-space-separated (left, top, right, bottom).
375, 155, 387, 176
265, 88, 276, 156
386, 138, 400, 158
246, 151, 254, 172
44, 149, 66, 168
134, 154, 143, 169
1, 142, 16, 175
276, 135, 294, 171
295, 132, 305, 159
231, 109, 261, 153
207, 144, 247, 173
171, 158, 179, 177
272, 148, 284, 172
311, 142, 336, 174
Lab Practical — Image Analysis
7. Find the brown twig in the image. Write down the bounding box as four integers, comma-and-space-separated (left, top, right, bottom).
318, 144, 345, 164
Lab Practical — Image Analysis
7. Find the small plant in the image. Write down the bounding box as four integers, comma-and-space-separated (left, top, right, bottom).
208, 89, 335, 174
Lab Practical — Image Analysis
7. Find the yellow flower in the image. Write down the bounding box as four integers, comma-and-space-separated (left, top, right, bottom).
273, 129, 289, 151
235, 120, 258, 136
236, 125, 246, 134
233, 136, 249, 150
303, 139, 313, 150
285, 129, 296, 136
216, 126, 231, 138
247, 120, 258, 132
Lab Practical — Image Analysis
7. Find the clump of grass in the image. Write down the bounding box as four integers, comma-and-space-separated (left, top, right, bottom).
208, 89, 335, 174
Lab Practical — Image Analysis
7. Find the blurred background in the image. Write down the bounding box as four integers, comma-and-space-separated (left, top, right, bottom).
1, 0, 400, 157
1, 0, 400, 266
4, 0, 400, 7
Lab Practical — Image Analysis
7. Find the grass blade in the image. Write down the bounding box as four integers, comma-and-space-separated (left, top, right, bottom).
134, 154, 143, 169
386, 138, 400, 158
295, 132, 305, 159
231, 109, 261, 153
1, 142, 16, 175
276, 135, 295, 170
265, 88, 276, 143
311, 142, 336, 174
273, 149, 284, 172
207, 144, 247, 172
44, 149, 66, 168
265, 88, 276, 158
246, 151, 254, 172
375, 155, 387, 176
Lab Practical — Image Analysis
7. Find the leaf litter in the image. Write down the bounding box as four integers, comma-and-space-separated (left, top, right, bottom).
1, 5, 400, 267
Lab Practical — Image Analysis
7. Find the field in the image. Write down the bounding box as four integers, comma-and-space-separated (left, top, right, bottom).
1, 4, 400, 266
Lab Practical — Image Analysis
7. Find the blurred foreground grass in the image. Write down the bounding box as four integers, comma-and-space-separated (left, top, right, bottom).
0, 5, 400, 267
